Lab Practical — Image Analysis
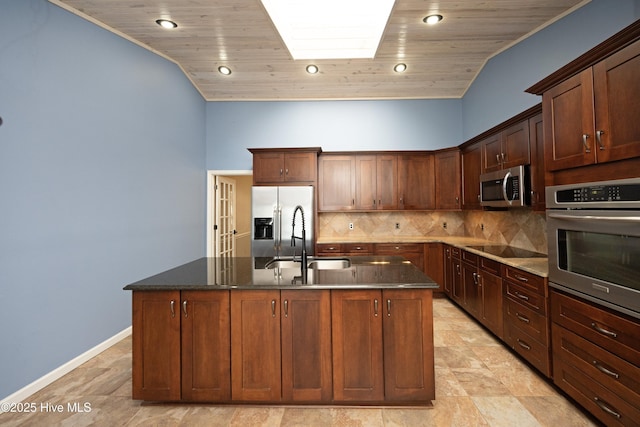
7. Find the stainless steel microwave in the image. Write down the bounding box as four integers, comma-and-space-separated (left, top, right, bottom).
480, 165, 530, 208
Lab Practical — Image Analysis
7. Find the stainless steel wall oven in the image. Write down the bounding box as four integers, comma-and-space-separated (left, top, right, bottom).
546, 178, 640, 319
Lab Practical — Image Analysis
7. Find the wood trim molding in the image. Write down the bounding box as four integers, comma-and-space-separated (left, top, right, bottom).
458, 103, 542, 150
526, 19, 640, 95
248, 147, 322, 154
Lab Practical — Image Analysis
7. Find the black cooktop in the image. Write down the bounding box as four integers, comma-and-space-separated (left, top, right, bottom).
466, 245, 547, 259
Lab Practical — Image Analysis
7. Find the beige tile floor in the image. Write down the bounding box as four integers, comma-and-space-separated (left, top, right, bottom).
1, 297, 599, 426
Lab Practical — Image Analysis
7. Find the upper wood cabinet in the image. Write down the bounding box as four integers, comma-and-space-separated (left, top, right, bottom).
318, 152, 434, 212
318, 154, 356, 211
397, 154, 435, 210
542, 41, 640, 171
528, 112, 546, 211
434, 149, 461, 210
481, 120, 530, 173
461, 142, 482, 210
249, 148, 320, 185
527, 22, 640, 181
355, 154, 398, 210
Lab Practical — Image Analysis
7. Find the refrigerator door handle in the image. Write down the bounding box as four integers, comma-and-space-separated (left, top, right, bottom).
274, 205, 282, 254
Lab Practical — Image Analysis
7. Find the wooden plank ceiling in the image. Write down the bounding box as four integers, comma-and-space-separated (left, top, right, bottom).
50, 0, 588, 101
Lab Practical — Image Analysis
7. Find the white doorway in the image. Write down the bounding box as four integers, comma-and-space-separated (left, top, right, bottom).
207, 170, 253, 257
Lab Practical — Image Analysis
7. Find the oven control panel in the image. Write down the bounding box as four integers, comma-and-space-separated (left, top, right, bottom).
547, 178, 640, 208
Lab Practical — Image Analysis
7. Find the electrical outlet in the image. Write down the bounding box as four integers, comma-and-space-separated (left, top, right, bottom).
395, 223, 400, 229
442, 222, 447, 229
349, 222, 354, 230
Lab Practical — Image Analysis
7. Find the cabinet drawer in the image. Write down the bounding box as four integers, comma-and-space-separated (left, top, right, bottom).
504, 298, 548, 345
461, 250, 478, 265
375, 243, 423, 253
450, 246, 461, 258
504, 322, 551, 377
502, 266, 545, 296
342, 243, 373, 255
479, 256, 500, 276
504, 281, 547, 315
316, 243, 343, 255
551, 290, 640, 366
553, 357, 640, 427
552, 324, 640, 404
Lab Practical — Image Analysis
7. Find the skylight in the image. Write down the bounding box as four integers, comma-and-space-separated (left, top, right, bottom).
261, 0, 395, 60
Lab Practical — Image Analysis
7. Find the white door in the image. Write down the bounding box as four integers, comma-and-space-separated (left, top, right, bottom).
215, 176, 237, 257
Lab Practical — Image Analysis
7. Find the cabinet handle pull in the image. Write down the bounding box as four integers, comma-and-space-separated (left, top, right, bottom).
170, 300, 175, 318
594, 397, 621, 419
387, 299, 391, 317
591, 322, 618, 338
501, 152, 505, 162
285, 168, 289, 175
514, 274, 528, 283
516, 339, 531, 351
271, 300, 276, 318
472, 272, 478, 285
284, 300, 288, 318
514, 291, 529, 301
593, 361, 620, 379
596, 130, 605, 150
516, 313, 530, 323
456, 264, 460, 275
496, 154, 501, 164
374, 299, 379, 317
183, 300, 188, 318
582, 134, 591, 153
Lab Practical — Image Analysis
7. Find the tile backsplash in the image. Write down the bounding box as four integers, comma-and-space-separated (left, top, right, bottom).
318, 209, 547, 254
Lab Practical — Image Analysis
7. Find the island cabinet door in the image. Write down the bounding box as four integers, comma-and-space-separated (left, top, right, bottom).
383, 289, 435, 402
230, 290, 281, 402
132, 291, 181, 401
280, 290, 332, 402
331, 290, 384, 402
181, 291, 231, 402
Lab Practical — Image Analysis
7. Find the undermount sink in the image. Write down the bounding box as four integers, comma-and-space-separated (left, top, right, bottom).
265, 257, 351, 270
307, 258, 351, 270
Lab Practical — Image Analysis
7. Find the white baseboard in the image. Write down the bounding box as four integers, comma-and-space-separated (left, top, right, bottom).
0, 326, 132, 407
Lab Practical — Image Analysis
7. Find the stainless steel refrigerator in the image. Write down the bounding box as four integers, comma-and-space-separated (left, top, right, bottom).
251, 186, 314, 258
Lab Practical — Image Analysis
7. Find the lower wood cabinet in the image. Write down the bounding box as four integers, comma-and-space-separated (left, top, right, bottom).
551, 289, 640, 426
331, 289, 435, 403
230, 290, 281, 401
132, 288, 434, 404
281, 290, 333, 402
132, 290, 230, 402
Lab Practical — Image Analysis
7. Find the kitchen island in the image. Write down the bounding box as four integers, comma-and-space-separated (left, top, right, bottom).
123, 256, 438, 405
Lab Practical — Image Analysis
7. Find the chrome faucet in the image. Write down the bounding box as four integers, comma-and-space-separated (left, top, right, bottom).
291, 205, 308, 281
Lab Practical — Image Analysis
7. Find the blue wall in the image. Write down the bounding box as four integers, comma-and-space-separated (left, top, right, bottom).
206, 99, 462, 170
0, 0, 206, 398
462, 0, 640, 139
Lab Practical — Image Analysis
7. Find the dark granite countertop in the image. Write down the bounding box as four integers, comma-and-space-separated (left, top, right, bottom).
123, 256, 439, 291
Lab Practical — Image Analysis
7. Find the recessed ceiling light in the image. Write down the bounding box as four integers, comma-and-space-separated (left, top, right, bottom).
218, 66, 232, 75
155, 19, 177, 29
394, 63, 407, 73
261, 0, 395, 60
423, 14, 443, 25
306, 64, 319, 74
